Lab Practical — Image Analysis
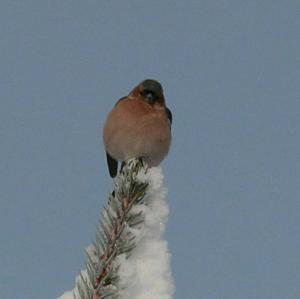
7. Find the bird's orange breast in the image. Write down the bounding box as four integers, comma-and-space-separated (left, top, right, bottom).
103, 98, 171, 166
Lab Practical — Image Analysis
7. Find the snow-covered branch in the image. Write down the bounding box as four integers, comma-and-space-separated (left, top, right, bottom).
58, 159, 174, 299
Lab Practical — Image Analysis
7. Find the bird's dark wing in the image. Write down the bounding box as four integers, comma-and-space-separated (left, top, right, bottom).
106, 152, 118, 178
165, 107, 172, 125
114, 96, 126, 107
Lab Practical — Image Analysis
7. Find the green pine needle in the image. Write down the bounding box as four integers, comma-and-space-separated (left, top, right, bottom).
74, 158, 149, 299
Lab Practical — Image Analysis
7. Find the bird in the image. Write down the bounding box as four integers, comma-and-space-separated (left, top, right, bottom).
103, 79, 172, 178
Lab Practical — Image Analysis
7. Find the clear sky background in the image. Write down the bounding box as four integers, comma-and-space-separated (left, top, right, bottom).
1, 1, 299, 299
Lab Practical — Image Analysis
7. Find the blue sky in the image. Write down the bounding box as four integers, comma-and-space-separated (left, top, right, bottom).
0, 1, 299, 298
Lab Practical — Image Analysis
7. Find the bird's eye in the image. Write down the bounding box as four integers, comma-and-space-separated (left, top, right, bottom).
145, 91, 155, 102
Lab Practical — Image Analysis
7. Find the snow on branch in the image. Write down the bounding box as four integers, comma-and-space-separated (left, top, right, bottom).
58, 159, 174, 299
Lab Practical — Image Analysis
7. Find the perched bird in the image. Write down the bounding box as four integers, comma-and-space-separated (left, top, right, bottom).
103, 79, 172, 177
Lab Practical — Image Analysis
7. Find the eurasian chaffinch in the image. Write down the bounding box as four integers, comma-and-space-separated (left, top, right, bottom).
103, 79, 172, 177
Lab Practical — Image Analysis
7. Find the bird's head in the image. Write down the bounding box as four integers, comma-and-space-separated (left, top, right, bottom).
130, 79, 165, 106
